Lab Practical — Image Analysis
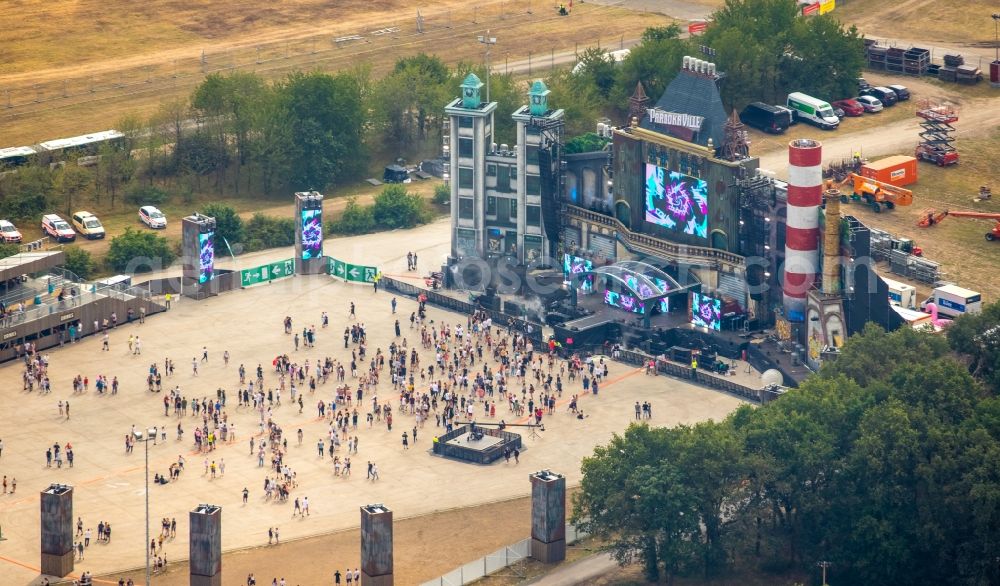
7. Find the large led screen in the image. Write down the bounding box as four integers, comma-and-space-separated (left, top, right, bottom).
198, 231, 215, 284
605, 290, 645, 314
645, 165, 709, 238
301, 208, 323, 260
691, 292, 721, 330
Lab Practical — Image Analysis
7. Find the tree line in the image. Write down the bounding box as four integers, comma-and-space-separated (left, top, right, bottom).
572, 0, 865, 118
573, 314, 1000, 585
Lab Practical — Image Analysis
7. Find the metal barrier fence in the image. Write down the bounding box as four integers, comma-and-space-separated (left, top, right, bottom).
419, 524, 589, 586
0, 280, 158, 329
610, 348, 781, 404
379, 276, 545, 347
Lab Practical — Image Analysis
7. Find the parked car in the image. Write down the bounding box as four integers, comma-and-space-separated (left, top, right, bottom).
857, 95, 884, 113
71, 211, 105, 239
739, 102, 793, 134
858, 77, 871, 91
138, 206, 167, 229
832, 106, 846, 120
887, 84, 911, 101
861, 86, 897, 106
832, 99, 865, 117
0, 220, 23, 243
41, 214, 76, 242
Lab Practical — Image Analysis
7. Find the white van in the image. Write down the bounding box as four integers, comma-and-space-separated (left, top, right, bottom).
786, 92, 840, 130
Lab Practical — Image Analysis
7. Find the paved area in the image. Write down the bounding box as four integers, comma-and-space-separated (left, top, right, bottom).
0, 220, 746, 585
526, 552, 618, 586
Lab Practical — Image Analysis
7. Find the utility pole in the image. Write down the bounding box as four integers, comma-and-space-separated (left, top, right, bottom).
134, 428, 156, 586
817, 561, 831, 586
477, 31, 497, 102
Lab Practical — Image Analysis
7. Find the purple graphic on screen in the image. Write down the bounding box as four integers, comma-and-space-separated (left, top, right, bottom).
690, 292, 721, 330
645, 165, 709, 238
198, 231, 215, 284
564, 253, 594, 292
301, 209, 323, 260
605, 290, 645, 314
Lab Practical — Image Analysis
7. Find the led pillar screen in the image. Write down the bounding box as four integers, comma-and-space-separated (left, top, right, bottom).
301, 208, 323, 260
644, 164, 709, 238
652, 277, 670, 313
198, 231, 215, 284
563, 253, 594, 292
691, 292, 721, 330
605, 290, 645, 314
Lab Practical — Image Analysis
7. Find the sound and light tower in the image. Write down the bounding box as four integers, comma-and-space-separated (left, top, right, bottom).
783, 139, 822, 322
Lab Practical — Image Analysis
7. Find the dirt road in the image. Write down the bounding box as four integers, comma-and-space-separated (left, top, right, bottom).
758, 93, 1000, 179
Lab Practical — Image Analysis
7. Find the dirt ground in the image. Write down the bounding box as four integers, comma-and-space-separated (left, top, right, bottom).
836, 0, 1000, 51
101, 495, 535, 586
0, 2, 665, 146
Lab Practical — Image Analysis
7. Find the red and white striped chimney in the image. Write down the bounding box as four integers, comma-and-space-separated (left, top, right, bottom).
783, 139, 823, 320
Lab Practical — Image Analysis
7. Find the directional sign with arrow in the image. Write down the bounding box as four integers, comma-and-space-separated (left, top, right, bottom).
241, 258, 295, 287
327, 256, 377, 283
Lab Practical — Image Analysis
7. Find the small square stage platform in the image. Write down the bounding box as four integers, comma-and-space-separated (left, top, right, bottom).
433, 424, 523, 464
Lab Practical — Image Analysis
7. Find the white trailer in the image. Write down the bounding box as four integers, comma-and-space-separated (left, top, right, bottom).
880, 276, 917, 309
922, 284, 982, 319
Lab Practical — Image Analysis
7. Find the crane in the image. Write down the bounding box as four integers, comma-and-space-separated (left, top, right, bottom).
829, 173, 914, 213
917, 209, 1000, 241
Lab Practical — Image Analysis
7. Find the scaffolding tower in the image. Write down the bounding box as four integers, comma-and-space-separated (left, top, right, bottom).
916, 102, 958, 158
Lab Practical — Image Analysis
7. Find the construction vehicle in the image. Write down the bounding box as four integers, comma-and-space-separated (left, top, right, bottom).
829, 173, 914, 212
918, 208, 1000, 241
915, 104, 959, 166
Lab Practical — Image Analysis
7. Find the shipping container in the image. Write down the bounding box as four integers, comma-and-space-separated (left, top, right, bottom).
861, 155, 918, 187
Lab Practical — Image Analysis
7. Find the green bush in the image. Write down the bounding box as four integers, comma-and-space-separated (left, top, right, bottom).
0, 243, 21, 260
432, 183, 450, 205
564, 132, 610, 154
0, 192, 48, 220
243, 213, 296, 252
0, 165, 53, 220
124, 184, 169, 206
63, 247, 96, 280
106, 228, 175, 272
370, 184, 430, 229
331, 197, 376, 235
200, 203, 245, 250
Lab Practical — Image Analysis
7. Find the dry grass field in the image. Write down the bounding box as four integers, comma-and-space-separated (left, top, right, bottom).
837, 0, 1000, 47
0, 1, 668, 145
1, 0, 481, 77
